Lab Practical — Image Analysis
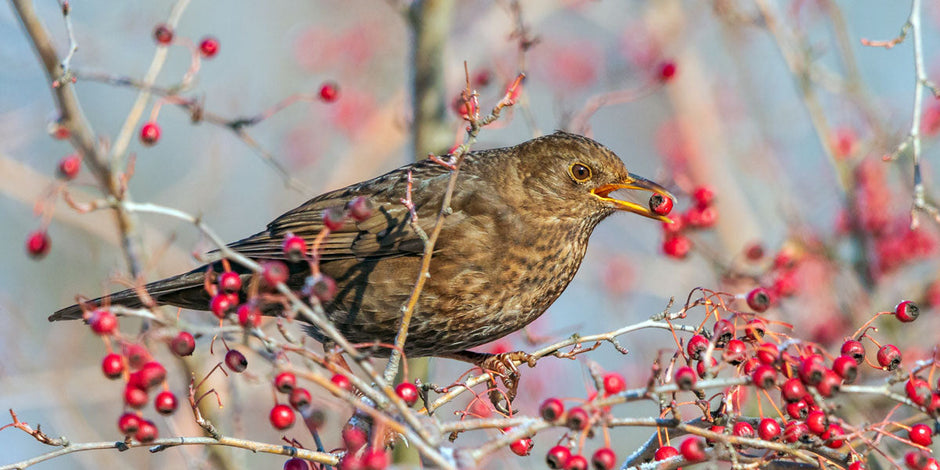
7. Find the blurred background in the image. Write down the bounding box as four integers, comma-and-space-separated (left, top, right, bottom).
2, 0, 940, 468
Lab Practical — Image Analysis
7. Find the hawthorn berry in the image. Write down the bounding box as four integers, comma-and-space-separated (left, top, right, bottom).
602, 372, 626, 395
218, 271, 242, 293
25, 230, 51, 259
319, 81, 340, 102
662, 214, 685, 234
798, 355, 826, 385
685, 205, 717, 228
841, 340, 865, 364
732, 421, 755, 438
742, 357, 760, 375
362, 448, 388, 469
564, 454, 588, 470
269, 404, 295, 430
805, 410, 828, 435
153, 24, 173, 45
755, 342, 778, 364
745, 319, 767, 341
680, 437, 706, 462
237, 303, 262, 328
331, 373, 353, 393
209, 293, 238, 319
821, 423, 845, 448
322, 207, 346, 231
906, 378, 933, 406
347, 196, 373, 221
654, 446, 679, 461
124, 384, 148, 409
696, 356, 718, 379
342, 425, 367, 450
199, 36, 219, 58
895, 300, 920, 323
117, 412, 140, 435
89, 309, 118, 335
675, 365, 697, 390
546, 445, 571, 469
123, 343, 149, 369
832, 355, 858, 383
692, 186, 715, 206
648, 193, 673, 216
101, 353, 124, 379
261, 260, 289, 288
746, 287, 771, 313
909, 423, 933, 446
275, 372, 297, 393
781, 377, 808, 402
338, 454, 364, 470
225, 349, 248, 372
687, 334, 709, 360
657, 61, 677, 82
154, 390, 178, 415
876, 344, 902, 370
784, 420, 809, 443
135, 419, 158, 443
539, 397, 565, 421
662, 234, 691, 259
303, 273, 337, 303
758, 418, 781, 440
848, 462, 866, 470
396, 382, 419, 406
591, 447, 616, 470
57, 153, 81, 180
565, 407, 590, 431
509, 436, 533, 456
282, 233, 307, 261
284, 458, 310, 470
137, 361, 167, 389
723, 339, 747, 365
712, 319, 735, 346
139, 121, 161, 146
786, 400, 809, 420
815, 369, 842, 397
170, 331, 195, 356
289, 387, 312, 410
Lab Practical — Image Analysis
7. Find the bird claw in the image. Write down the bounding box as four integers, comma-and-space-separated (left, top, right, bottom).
479, 351, 536, 414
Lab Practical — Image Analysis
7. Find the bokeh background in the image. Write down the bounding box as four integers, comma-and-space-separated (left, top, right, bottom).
2, 0, 940, 468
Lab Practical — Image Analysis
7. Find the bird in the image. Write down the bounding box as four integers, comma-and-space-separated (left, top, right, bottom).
51, 131, 672, 368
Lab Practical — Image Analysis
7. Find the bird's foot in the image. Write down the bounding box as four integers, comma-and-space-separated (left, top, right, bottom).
443, 350, 536, 414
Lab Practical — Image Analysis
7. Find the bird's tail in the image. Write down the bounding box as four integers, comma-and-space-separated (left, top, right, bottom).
49, 268, 213, 322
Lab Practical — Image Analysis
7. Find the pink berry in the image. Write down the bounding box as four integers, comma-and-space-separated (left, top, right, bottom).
282, 233, 307, 261
57, 153, 81, 180
218, 271, 242, 293
347, 196, 374, 221
319, 81, 340, 102
140, 121, 161, 145
658, 61, 677, 82
25, 230, 51, 259
153, 24, 173, 45
199, 36, 219, 58
602, 372, 626, 395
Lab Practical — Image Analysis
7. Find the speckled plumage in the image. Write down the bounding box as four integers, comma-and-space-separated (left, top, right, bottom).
50, 131, 670, 358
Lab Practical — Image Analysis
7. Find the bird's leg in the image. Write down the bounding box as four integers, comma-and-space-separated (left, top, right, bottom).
441, 350, 537, 413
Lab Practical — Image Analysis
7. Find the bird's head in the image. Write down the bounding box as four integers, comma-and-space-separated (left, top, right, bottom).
507, 131, 675, 224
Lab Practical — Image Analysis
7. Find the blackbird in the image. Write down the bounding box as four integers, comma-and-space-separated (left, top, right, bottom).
51, 131, 672, 363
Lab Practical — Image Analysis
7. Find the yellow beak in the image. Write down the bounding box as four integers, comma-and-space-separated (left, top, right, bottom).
591, 173, 675, 223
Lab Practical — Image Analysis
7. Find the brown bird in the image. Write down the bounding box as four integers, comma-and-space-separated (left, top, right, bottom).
51, 131, 671, 366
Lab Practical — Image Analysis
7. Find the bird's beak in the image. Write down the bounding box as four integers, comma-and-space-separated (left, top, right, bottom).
591, 173, 675, 223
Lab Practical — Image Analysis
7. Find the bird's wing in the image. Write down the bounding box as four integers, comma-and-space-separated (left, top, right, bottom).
222, 160, 455, 262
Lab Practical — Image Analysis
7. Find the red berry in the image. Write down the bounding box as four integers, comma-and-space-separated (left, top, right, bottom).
117, 412, 140, 435
25, 230, 51, 259
602, 373, 626, 395
815, 368, 841, 397
284, 458, 310, 470
124, 383, 148, 408
338, 454, 364, 470
649, 193, 673, 216
786, 400, 809, 420
275, 372, 297, 393
199, 36, 219, 58
746, 287, 771, 313
755, 342, 778, 364
745, 242, 765, 260
564, 454, 588, 470
89, 309, 118, 335
687, 334, 709, 360
674, 365, 697, 390
395, 382, 419, 407
657, 61, 677, 82
361, 448, 388, 470
565, 407, 590, 431
322, 207, 346, 231
319, 81, 340, 102
680, 437, 706, 462
876, 344, 902, 370
218, 271, 242, 293
123, 343, 150, 369
57, 153, 81, 180
692, 186, 715, 207
539, 397, 565, 421
798, 355, 826, 385
139, 121, 161, 145
331, 373, 352, 393
723, 339, 747, 365
237, 303, 262, 328
289, 387, 312, 410
742, 357, 760, 375
546, 445, 571, 469
137, 361, 167, 389
303, 273, 337, 303
821, 423, 845, 448
154, 390, 178, 415
342, 425, 367, 450
663, 234, 691, 258
135, 419, 158, 443
269, 404, 295, 430
654, 446, 679, 461
591, 447, 616, 470
745, 319, 768, 341
751, 364, 777, 390
662, 214, 685, 234
841, 340, 865, 364
805, 410, 828, 435
906, 378, 933, 406
758, 418, 781, 440
696, 356, 718, 379
509, 437, 533, 456
684, 205, 718, 228
347, 196, 374, 221
170, 331, 195, 356
153, 24, 173, 45
848, 461, 866, 470
910, 423, 933, 446
784, 420, 809, 443
209, 293, 238, 319
781, 378, 808, 402
282, 233, 307, 261
712, 319, 735, 347
225, 349, 248, 372
261, 260, 289, 288
895, 300, 920, 323
101, 353, 124, 379
732, 421, 755, 438
905, 451, 936, 470
832, 355, 858, 383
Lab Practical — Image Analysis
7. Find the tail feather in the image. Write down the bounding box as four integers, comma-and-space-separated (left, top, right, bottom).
49, 268, 213, 322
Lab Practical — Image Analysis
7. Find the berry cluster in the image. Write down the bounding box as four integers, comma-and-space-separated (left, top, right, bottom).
661, 185, 717, 259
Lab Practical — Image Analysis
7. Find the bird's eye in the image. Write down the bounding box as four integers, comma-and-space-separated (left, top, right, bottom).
568, 163, 592, 182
